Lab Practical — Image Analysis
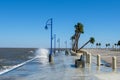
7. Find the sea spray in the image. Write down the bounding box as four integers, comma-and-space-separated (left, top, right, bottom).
35, 48, 49, 64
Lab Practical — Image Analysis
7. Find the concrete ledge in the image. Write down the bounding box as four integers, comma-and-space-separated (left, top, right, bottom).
70, 50, 83, 56
76, 53, 83, 56
70, 50, 77, 56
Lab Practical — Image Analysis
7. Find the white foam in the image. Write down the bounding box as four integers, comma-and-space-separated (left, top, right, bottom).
35, 48, 49, 64
35, 48, 49, 58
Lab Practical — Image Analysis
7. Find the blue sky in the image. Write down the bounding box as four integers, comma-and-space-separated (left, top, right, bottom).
0, 0, 120, 48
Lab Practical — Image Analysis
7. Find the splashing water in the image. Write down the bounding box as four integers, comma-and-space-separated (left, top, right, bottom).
35, 48, 49, 64
0, 48, 49, 75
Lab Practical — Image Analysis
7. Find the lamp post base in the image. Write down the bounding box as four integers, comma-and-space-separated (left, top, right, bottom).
49, 54, 54, 63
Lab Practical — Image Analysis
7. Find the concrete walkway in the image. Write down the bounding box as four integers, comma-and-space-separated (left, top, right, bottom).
95, 73, 120, 80
0, 52, 120, 80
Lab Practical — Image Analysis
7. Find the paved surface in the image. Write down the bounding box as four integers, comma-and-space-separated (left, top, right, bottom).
0, 51, 120, 80
95, 72, 120, 80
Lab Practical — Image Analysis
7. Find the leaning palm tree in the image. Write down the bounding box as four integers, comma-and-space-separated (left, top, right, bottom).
71, 22, 84, 52
74, 23, 84, 51
79, 37, 95, 50
70, 35, 75, 50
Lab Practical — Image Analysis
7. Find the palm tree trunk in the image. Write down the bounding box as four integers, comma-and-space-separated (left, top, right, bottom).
76, 33, 80, 50
72, 40, 75, 50
74, 41, 77, 52
73, 33, 78, 52
71, 40, 74, 49
79, 40, 90, 50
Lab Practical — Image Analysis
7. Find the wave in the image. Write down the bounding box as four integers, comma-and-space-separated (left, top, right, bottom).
0, 57, 37, 75
0, 48, 49, 75
35, 48, 49, 64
